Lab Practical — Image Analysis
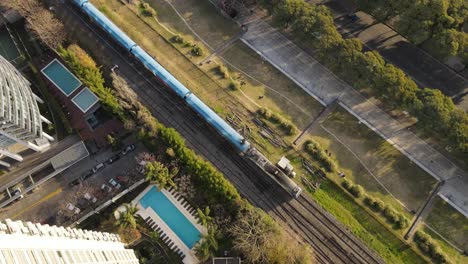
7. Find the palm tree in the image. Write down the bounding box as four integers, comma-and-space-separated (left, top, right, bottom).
197, 206, 213, 227
145, 161, 177, 190
115, 204, 138, 229
194, 225, 219, 262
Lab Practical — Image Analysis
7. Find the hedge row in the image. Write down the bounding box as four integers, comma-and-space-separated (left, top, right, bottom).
413, 231, 449, 264
304, 139, 336, 172
341, 179, 364, 198
57, 45, 127, 121
342, 180, 409, 229
258, 108, 298, 135
260, 0, 467, 153
363, 196, 409, 229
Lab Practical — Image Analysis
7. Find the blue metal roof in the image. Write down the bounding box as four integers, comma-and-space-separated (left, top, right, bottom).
186, 94, 250, 152
80, 1, 136, 51
132, 46, 190, 98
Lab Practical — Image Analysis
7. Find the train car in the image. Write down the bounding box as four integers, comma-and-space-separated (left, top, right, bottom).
72, 0, 301, 197
185, 93, 250, 153
73, 0, 136, 51
131, 46, 190, 98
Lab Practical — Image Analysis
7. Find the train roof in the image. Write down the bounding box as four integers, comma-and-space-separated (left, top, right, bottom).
78, 0, 136, 51
186, 94, 250, 153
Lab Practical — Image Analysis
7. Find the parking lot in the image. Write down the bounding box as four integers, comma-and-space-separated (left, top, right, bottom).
0, 140, 146, 225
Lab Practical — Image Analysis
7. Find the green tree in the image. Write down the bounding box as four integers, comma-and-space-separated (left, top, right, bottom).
115, 204, 138, 229
194, 226, 219, 262
415, 88, 455, 131
197, 206, 213, 227
272, 0, 306, 27
145, 161, 177, 190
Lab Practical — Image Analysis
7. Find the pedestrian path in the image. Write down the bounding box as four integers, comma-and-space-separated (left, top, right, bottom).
241, 18, 468, 217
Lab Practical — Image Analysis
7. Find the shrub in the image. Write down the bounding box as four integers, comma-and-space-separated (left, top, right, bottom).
191, 45, 204, 56
257, 107, 298, 136
228, 78, 240, 90
342, 179, 352, 190
372, 199, 385, 212
217, 65, 229, 79
304, 140, 336, 172
413, 231, 448, 263
170, 35, 184, 44
349, 184, 364, 198
139, 2, 156, 17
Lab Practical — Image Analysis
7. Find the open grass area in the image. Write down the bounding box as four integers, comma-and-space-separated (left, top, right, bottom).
424, 197, 468, 253
312, 180, 426, 264
147, 0, 238, 48
318, 108, 437, 213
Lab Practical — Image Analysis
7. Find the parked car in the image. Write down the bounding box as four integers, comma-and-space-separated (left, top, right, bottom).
347, 13, 359, 21
66, 203, 81, 214
68, 179, 81, 187
81, 170, 94, 181
108, 179, 121, 189
121, 144, 135, 155
12, 188, 24, 200
107, 154, 120, 164
116, 175, 129, 185
101, 184, 112, 193
84, 193, 97, 203
92, 163, 105, 173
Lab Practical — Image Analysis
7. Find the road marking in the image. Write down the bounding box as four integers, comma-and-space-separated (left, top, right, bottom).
12, 188, 63, 219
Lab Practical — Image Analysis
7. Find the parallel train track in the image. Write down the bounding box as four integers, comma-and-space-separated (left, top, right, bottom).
60, 3, 384, 263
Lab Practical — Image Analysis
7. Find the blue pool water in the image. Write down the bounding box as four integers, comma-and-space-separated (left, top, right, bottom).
140, 186, 201, 249
72, 88, 99, 113
42, 60, 81, 96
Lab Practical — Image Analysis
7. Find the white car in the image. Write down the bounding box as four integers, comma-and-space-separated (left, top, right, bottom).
84, 193, 97, 203
66, 203, 81, 214
101, 184, 112, 193
92, 163, 105, 173
108, 179, 121, 189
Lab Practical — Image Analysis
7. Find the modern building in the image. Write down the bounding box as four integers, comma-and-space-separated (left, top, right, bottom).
0, 219, 139, 263
0, 55, 53, 167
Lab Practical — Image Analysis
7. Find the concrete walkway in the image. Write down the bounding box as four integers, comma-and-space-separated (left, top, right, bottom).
240, 18, 468, 217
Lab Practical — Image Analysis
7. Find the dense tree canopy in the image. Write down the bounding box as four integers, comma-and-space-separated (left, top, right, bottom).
260, 0, 468, 153
358, 0, 468, 63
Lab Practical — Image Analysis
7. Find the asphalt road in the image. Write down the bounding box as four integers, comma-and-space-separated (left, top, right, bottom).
52, 1, 384, 263
0, 140, 142, 224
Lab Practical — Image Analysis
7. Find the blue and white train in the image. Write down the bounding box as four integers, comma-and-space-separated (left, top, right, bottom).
72, 0, 302, 197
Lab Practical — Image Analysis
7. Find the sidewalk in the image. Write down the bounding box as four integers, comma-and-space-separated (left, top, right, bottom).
240, 18, 468, 217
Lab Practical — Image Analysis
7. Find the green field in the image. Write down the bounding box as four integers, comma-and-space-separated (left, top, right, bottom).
319, 108, 437, 212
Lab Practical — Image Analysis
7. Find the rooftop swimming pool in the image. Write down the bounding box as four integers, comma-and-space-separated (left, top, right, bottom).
140, 186, 201, 249
72, 87, 99, 113
41, 59, 81, 96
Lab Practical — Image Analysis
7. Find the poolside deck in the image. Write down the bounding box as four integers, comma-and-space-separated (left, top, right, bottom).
133, 186, 207, 264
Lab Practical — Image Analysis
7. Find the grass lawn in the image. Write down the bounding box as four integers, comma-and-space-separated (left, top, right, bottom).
312, 180, 427, 264
147, 0, 238, 48
424, 197, 468, 254
318, 108, 437, 213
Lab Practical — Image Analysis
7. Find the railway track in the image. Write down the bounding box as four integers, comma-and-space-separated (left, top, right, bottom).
59, 3, 384, 263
